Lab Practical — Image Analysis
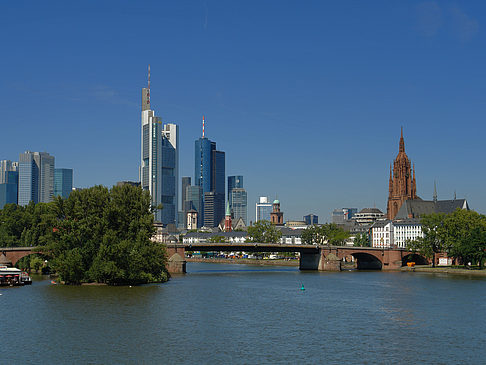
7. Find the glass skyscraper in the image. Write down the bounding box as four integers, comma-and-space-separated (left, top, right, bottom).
256, 196, 272, 222
0, 171, 18, 209
227, 175, 243, 206
230, 188, 247, 225
194, 128, 225, 227
54, 168, 73, 199
18, 151, 54, 206
140, 67, 178, 225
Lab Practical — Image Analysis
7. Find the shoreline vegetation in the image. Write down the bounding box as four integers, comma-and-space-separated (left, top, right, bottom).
1, 185, 169, 286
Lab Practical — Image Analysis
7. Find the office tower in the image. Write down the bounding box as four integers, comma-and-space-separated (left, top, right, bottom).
182, 177, 191, 209
140, 66, 178, 224
194, 116, 225, 226
0, 170, 18, 209
230, 187, 247, 224
304, 214, 319, 225
0, 160, 17, 184
256, 196, 272, 222
185, 185, 203, 227
227, 175, 243, 206
54, 168, 73, 199
203, 191, 225, 228
18, 151, 55, 206
331, 208, 357, 224
181, 177, 191, 227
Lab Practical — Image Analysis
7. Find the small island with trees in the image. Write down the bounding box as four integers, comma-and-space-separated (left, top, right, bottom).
0, 184, 169, 285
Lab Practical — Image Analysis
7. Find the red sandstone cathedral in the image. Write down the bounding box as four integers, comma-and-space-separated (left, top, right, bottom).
387, 128, 418, 219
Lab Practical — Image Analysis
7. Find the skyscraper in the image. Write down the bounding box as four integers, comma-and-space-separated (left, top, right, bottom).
18, 151, 54, 206
0, 160, 16, 184
140, 66, 178, 224
0, 170, 18, 209
227, 175, 243, 206
230, 187, 247, 225
54, 168, 73, 199
194, 116, 225, 227
256, 196, 272, 222
185, 185, 203, 227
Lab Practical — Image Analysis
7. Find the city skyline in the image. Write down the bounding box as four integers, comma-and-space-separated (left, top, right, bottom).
1, 1, 486, 222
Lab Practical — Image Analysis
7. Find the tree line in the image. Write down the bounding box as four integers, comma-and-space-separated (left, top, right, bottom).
407, 209, 486, 269
0, 185, 169, 284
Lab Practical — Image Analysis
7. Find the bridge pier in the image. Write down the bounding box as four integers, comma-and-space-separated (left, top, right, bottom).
165, 244, 186, 274
299, 252, 321, 270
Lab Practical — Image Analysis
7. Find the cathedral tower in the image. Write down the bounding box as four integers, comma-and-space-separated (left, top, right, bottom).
387, 128, 418, 219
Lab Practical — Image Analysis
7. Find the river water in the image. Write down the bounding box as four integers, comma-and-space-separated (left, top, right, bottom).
2, 262, 486, 364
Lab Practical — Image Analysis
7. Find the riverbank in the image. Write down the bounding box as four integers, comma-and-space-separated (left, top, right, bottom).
185, 257, 299, 267
402, 266, 486, 276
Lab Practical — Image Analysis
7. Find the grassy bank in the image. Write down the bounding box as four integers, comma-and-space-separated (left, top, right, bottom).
402, 266, 486, 276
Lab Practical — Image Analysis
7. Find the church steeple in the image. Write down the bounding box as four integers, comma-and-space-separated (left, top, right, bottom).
399, 126, 405, 153
387, 128, 418, 219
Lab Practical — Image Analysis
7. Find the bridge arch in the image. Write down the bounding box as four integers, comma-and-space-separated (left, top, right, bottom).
350, 252, 383, 270
401, 253, 428, 266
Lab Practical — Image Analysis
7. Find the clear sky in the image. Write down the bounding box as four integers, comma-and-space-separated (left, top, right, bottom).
1, 1, 485, 222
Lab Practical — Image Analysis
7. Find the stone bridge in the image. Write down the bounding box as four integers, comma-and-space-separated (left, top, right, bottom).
182, 243, 426, 271
1, 244, 426, 274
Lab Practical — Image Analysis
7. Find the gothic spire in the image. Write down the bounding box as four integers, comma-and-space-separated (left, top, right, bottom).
399, 126, 405, 153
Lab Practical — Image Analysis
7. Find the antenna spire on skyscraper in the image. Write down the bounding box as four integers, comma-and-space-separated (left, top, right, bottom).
202, 115, 205, 138
148, 64, 151, 105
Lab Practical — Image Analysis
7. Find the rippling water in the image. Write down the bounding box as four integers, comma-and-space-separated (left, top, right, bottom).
2, 263, 486, 364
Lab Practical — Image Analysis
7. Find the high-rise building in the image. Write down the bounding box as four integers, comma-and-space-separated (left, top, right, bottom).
0, 160, 17, 184
256, 196, 272, 222
203, 191, 225, 228
54, 168, 73, 199
228, 175, 243, 206
0, 170, 18, 209
304, 214, 319, 225
182, 177, 191, 209
230, 188, 247, 225
194, 116, 225, 226
181, 177, 191, 227
185, 185, 203, 227
387, 128, 418, 219
331, 208, 357, 224
140, 66, 178, 224
18, 151, 55, 206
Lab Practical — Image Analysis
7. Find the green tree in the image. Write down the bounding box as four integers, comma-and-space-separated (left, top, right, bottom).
353, 233, 370, 247
301, 224, 350, 246
207, 235, 226, 243
301, 225, 326, 245
407, 213, 446, 267
442, 209, 486, 269
247, 221, 282, 243
41, 184, 168, 285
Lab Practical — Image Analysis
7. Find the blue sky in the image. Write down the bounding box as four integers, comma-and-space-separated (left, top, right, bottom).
1, 1, 485, 222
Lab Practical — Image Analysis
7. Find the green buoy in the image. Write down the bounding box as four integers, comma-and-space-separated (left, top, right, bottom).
300, 284, 305, 291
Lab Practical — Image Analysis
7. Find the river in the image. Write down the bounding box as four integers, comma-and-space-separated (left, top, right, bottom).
2, 262, 486, 364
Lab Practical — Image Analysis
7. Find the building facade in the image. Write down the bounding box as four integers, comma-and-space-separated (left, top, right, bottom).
270, 199, 284, 225
0, 171, 18, 209
304, 214, 319, 225
230, 188, 247, 225
54, 168, 73, 199
227, 175, 243, 206
18, 151, 55, 206
371, 219, 423, 249
256, 196, 272, 222
331, 208, 357, 224
194, 117, 225, 227
387, 128, 418, 219
140, 67, 178, 224
353, 208, 385, 225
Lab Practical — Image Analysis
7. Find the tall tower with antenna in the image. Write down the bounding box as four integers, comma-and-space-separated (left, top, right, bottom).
140, 66, 179, 225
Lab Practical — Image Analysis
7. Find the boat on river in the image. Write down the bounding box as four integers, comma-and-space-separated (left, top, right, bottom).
0, 265, 32, 286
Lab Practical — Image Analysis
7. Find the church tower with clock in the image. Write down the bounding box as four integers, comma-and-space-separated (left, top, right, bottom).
387, 128, 418, 219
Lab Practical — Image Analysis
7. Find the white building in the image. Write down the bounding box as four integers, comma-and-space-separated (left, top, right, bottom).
256, 196, 272, 222
371, 218, 423, 248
